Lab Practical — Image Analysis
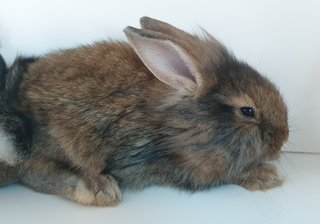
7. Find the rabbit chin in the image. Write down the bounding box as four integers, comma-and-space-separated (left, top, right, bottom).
0, 127, 19, 165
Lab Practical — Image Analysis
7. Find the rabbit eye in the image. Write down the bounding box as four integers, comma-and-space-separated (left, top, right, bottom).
240, 107, 255, 118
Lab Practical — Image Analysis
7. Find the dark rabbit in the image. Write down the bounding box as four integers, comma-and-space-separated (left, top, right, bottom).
0, 56, 33, 186
8, 17, 288, 206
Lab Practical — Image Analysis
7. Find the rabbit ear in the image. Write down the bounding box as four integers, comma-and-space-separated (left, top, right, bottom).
140, 17, 193, 41
124, 26, 202, 94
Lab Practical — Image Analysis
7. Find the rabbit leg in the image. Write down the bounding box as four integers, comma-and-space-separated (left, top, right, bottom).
235, 163, 284, 191
21, 161, 122, 206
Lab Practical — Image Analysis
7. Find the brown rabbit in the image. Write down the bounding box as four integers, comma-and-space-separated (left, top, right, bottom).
10, 17, 288, 206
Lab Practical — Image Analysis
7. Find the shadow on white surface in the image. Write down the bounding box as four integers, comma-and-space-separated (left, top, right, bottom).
0, 153, 319, 224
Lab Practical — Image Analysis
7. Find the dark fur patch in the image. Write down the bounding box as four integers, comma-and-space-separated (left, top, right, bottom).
0, 56, 37, 155
0, 55, 7, 92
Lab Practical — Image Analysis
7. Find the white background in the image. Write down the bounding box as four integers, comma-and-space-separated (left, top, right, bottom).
0, 0, 319, 153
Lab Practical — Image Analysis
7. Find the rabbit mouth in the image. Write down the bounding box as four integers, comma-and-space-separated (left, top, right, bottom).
267, 151, 281, 161
264, 131, 288, 161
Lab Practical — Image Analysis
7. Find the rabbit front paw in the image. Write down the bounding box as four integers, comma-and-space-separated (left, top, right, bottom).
236, 163, 284, 191
73, 174, 122, 206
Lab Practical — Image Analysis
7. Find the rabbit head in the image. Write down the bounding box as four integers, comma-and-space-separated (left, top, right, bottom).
124, 17, 289, 182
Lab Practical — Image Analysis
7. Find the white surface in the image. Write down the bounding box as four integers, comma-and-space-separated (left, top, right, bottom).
0, 153, 319, 224
0, 1, 319, 153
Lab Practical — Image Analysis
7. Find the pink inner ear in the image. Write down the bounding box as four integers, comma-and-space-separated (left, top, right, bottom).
147, 41, 196, 83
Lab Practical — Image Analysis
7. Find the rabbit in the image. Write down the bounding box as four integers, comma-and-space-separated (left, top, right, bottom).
0, 55, 33, 186
7, 17, 288, 206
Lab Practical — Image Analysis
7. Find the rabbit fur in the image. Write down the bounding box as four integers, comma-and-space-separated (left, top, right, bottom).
1, 17, 288, 206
